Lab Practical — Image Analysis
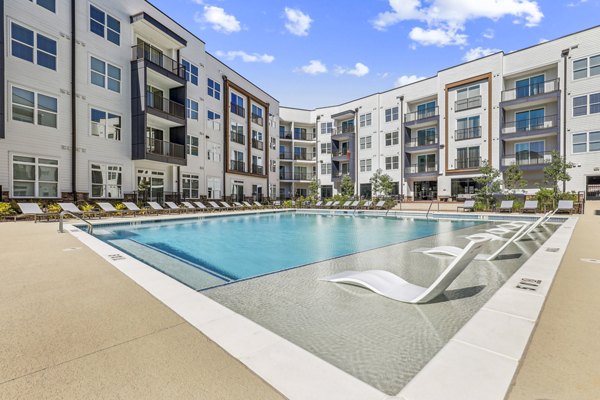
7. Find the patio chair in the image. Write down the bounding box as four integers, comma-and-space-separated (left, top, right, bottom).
208, 201, 223, 210
373, 201, 386, 210
273, 200, 281, 208
323, 201, 333, 208
165, 202, 186, 213
58, 202, 101, 219
253, 201, 264, 208
194, 202, 211, 212
16, 203, 56, 222
314, 201, 323, 208
361, 200, 372, 209
122, 202, 148, 216
242, 201, 254, 208
486, 211, 551, 236
220, 201, 235, 210
147, 202, 170, 214
330, 201, 340, 208
521, 200, 538, 213
181, 202, 199, 212
498, 200, 514, 213
342, 201, 353, 208
96, 202, 128, 217
457, 200, 475, 212
320, 237, 490, 304
350, 201, 360, 208
555, 200, 574, 214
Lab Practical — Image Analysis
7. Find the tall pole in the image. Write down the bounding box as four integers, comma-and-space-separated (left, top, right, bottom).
561, 48, 570, 193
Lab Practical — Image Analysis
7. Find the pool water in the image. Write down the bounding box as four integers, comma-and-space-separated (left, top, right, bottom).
95, 212, 483, 288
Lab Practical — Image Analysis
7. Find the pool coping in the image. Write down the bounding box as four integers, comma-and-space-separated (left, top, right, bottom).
66, 210, 577, 400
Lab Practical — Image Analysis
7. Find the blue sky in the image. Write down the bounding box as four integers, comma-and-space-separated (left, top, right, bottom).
149, 0, 600, 109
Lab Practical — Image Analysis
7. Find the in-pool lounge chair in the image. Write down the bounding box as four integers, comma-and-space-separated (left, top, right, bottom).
16, 203, 56, 222
58, 202, 101, 219
321, 237, 490, 304
486, 211, 551, 236
498, 200, 514, 213
522, 200, 538, 213
457, 200, 475, 212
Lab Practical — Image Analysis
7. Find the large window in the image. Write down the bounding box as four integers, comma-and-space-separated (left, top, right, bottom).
12, 155, 59, 198
515, 141, 545, 165
456, 85, 481, 110
516, 75, 544, 98
90, 4, 120, 45
186, 99, 199, 120
360, 159, 372, 172
385, 131, 399, 146
321, 163, 331, 175
360, 136, 372, 149
385, 106, 399, 122
573, 93, 600, 116
414, 127, 437, 146
90, 163, 122, 198
90, 108, 120, 140
416, 154, 436, 172
231, 93, 245, 116
385, 156, 399, 170
182, 173, 200, 199
251, 104, 264, 125
181, 59, 199, 85
207, 78, 221, 99
573, 55, 600, 80
90, 57, 121, 93
187, 135, 199, 156
207, 177, 222, 199
11, 22, 57, 70
516, 108, 544, 130
321, 142, 331, 154
456, 146, 480, 169
456, 116, 481, 140
30, 0, 55, 12
207, 142, 222, 162
417, 101, 437, 119
321, 122, 333, 134
12, 86, 57, 128
230, 122, 244, 144
573, 131, 600, 153
359, 113, 372, 127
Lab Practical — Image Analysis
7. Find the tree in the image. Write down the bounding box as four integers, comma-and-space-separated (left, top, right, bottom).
474, 160, 501, 210
543, 151, 575, 207
369, 169, 394, 198
369, 169, 382, 196
340, 175, 354, 197
503, 164, 526, 199
308, 178, 320, 201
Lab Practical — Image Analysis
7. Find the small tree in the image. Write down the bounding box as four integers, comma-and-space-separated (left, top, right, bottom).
340, 175, 354, 197
308, 178, 320, 201
379, 173, 395, 198
369, 169, 383, 197
503, 164, 527, 199
543, 151, 575, 208
474, 160, 501, 210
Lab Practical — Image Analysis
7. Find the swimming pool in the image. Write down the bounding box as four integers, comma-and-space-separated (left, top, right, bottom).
93, 212, 483, 290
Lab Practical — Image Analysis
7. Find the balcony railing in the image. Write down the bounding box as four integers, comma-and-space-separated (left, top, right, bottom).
251, 164, 264, 174
279, 131, 292, 139
455, 96, 482, 112
146, 91, 185, 120
132, 44, 186, 80
404, 107, 439, 123
252, 139, 264, 150
501, 114, 558, 134
455, 158, 481, 169
146, 138, 185, 159
230, 160, 245, 172
333, 125, 355, 135
333, 172, 351, 179
294, 153, 316, 161
251, 113, 263, 126
501, 78, 560, 102
294, 132, 316, 141
333, 150, 350, 157
279, 152, 293, 160
455, 126, 482, 141
230, 132, 245, 145
231, 104, 246, 118
280, 172, 315, 181
405, 135, 439, 148
406, 164, 438, 174
501, 151, 553, 167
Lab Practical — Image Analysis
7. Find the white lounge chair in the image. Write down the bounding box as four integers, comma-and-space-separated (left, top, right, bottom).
522, 200, 538, 213
164, 202, 186, 213
324, 201, 333, 208
122, 202, 146, 215
321, 237, 490, 304
254, 201, 264, 208
181, 201, 198, 211
498, 200, 514, 213
97, 202, 126, 217
331, 201, 340, 208
314, 201, 323, 208
208, 201, 222, 210
554, 200, 574, 215
233, 201, 245, 208
373, 200, 386, 210
362, 200, 372, 209
350, 200, 360, 208
487, 212, 551, 236
242, 201, 254, 208
147, 201, 170, 213
194, 201, 210, 211
273, 200, 281, 208
58, 202, 101, 219
221, 201, 234, 209
342, 201, 352, 208
457, 200, 475, 212
17, 202, 56, 222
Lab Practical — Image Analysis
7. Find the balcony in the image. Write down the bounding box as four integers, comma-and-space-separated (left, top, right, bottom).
252, 139, 264, 150
251, 164, 264, 175
279, 172, 315, 181
501, 114, 559, 138
251, 113, 263, 126
332, 171, 351, 181
501, 78, 560, 102
404, 107, 439, 126
332, 150, 351, 162
132, 43, 186, 82
230, 160, 245, 172
405, 164, 438, 176
230, 132, 245, 145
455, 158, 481, 170
279, 152, 293, 160
279, 130, 292, 140
294, 153, 316, 161
146, 91, 185, 123
146, 137, 186, 165
333, 125, 355, 136
294, 132, 316, 141
501, 151, 553, 168
455, 96, 482, 112
231, 104, 246, 118
405, 135, 439, 150
455, 126, 482, 141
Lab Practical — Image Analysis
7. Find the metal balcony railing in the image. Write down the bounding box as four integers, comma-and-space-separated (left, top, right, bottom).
132, 44, 185, 79
230, 160, 245, 172
501, 114, 558, 134
333, 150, 350, 157
230, 104, 246, 118
251, 113, 263, 126
455, 95, 482, 112
230, 132, 245, 145
404, 106, 439, 123
294, 132, 316, 141
279, 152, 293, 160
146, 138, 185, 159
333, 125, 355, 135
279, 131, 292, 139
501, 151, 554, 167
146, 91, 185, 119
455, 157, 481, 169
405, 135, 439, 147
406, 164, 438, 174
501, 78, 559, 102
251, 164, 264, 174
294, 153, 316, 161
252, 139, 264, 150
455, 126, 482, 141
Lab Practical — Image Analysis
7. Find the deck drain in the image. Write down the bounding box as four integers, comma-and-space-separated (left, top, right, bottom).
62, 247, 81, 252
516, 278, 542, 291
545, 247, 560, 253
581, 258, 600, 264
107, 253, 126, 261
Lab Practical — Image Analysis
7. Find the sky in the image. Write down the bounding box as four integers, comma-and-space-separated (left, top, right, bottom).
149, 0, 600, 109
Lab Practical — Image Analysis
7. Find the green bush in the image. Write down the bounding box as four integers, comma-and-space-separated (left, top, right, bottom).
0, 202, 15, 216
513, 200, 524, 211
47, 203, 61, 213
473, 202, 486, 212
559, 191, 577, 201
79, 202, 95, 211
114, 202, 127, 210
535, 188, 554, 211
282, 200, 294, 208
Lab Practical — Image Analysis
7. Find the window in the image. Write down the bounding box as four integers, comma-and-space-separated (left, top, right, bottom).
360, 159, 372, 172
592, 55, 600, 77
231, 93, 245, 117
182, 173, 200, 198
590, 93, 600, 114
360, 136, 372, 149
11, 23, 57, 70
320, 143, 331, 154
30, 0, 55, 12
516, 108, 545, 130
186, 99, 199, 120
207, 78, 221, 100
456, 146, 480, 169
456, 85, 481, 110
321, 163, 332, 175
573, 131, 600, 153
207, 177, 221, 199
385, 107, 399, 122
207, 142, 221, 162
90, 108, 120, 140
385, 156, 399, 170
515, 141, 545, 165
270, 160, 277, 173
90, 4, 120, 45
187, 135, 199, 156
12, 155, 58, 198
321, 122, 333, 134
456, 116, 481, 140
90, 163, 122, 198
270, 137, 276, 150
181, 59, 199, 85
414, 127, 437, 146
573, 95, 588, 116
574, 55, 600, 80
385, 131, 399, 146
230, 122, 244, 144
516, 75, 545, 98
12, 86, 57, 128
91, 57, 121, 93
359, 113, 372, 127
457, 85, 480, 100
251, 104, 264, 125
417, 101, 437, 118
416, 154, 436, 172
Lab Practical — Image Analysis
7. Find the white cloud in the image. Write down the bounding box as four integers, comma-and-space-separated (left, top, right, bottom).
196, 5, 241, 33
296, 60, 327, 75
483, 29, 495, 39
378, 72, 390, 79
284, 8, 312, 36
214, 50, 274, 63
463, 47, 501, 61
335, 63, 370, 77
567, 0, 588, 6
538, 38, 549, 43
373, 0, 543, 47
394, 74, 426, 87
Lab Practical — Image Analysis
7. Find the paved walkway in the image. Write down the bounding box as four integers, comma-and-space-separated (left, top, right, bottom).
508, 201, 600, 399
0, 221, 284, 400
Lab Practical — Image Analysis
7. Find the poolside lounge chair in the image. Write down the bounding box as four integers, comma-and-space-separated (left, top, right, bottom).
554, 200, 574, 214
350, 201, 360, 208
373, 201, 386, 210
122, 202, 147, 216
242, 201, 254, 208
457, 200, 475, 212
58, 202, 101, 219
342, 201, 353, 208
165, 202, 187, 213
181, 202, 198, 211
97, 202, 127, 217
273, 201, 281, 208
16, 203, 57, 222
147, 202, 171, 214
221, 201, 235, 210
314, 201, 323, 208
362, 200, 372, 209
194, 201, 210, 211
233, 201, 245, 208
323, 201, 333, 208
521, 200, 538, 213
208, 201, 223, 210
320, 237, 490, 304
498, 200, 514, 213
254, 201, 264, 208
330, 201, 340, 208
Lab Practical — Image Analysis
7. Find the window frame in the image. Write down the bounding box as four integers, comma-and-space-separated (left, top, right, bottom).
10, 21, 57, 71
30, 0, 56, 12
90, 162, 123, 199
182, 173, 200, 199
90, 107, 121, 140
90, 56, 121, 93
187, 135, 199, 156
385, 131, 399, 146
359, 112, 372, 127
207, 78, 221, 100
11, 154, 60, 198
186, 98, 199, 120
384, 106, 399, 123
89, 3, 121, 46
385, 155, 399, 170
11, 85, 58, 128
181, 59, 199, 85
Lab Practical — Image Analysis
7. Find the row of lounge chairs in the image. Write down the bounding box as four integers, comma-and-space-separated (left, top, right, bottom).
457, 199, 575, 214
309, 200, 387, 209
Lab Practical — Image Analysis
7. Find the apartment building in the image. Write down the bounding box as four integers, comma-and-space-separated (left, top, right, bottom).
280, 25, 600, 201
0, 0, 279, 203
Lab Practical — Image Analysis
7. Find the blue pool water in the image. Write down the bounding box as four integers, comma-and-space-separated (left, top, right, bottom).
94, 212, 482, 286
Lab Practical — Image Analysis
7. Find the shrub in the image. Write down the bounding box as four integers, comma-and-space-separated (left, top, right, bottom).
0, 202, 15, 216
79, 202, 95, 212
559, 191, 578, 201
535, 188, 554, 211
513, 200, 524, 211
47, 203, 61, 213
114, 202, 127, 210
282, 200, 294, 208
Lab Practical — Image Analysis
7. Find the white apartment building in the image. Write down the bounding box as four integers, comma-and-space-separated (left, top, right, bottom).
280, 25, 600, 201
1, 0, 280, 203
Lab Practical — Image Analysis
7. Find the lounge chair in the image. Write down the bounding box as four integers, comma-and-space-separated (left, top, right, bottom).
233, 201, 245, 208
342, 201, 353, 208
16, 202, 56, 222
362, 200, 372, 209
314, 201, 323, 208
242, 201, 254, 208
320, 237, 490, 304
147, 202, 170, 214
457, 200, 475, 212
58, 202, 101, 219
122, 202, 147, 216
181, 201, 198, 211
220, 201, 235, 210
273, 200, 281, 208
555, 200, 574, 214
323, 201, 333, 208
96, 202, 127, 217
164, 202, 187, 213
486, 212, 551, 236
498, 200, 513, 213
330, 201, 340, 208
373, 200, 386, 210
521, 200, 538, 213
254, 201, 264, 208
208, 201, 223, 210
194, 201, 210, 211
350, 200, 360, 208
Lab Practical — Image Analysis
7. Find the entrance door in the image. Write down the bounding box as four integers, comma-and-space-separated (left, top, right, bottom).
414, 181, 438, 200
253, 185, 263, 201
232, 181, 244, 202
137, 169, 165, 202
586, 176, 600, 200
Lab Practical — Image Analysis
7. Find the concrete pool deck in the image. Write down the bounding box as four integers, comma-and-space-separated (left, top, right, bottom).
0, 204, 598, 399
